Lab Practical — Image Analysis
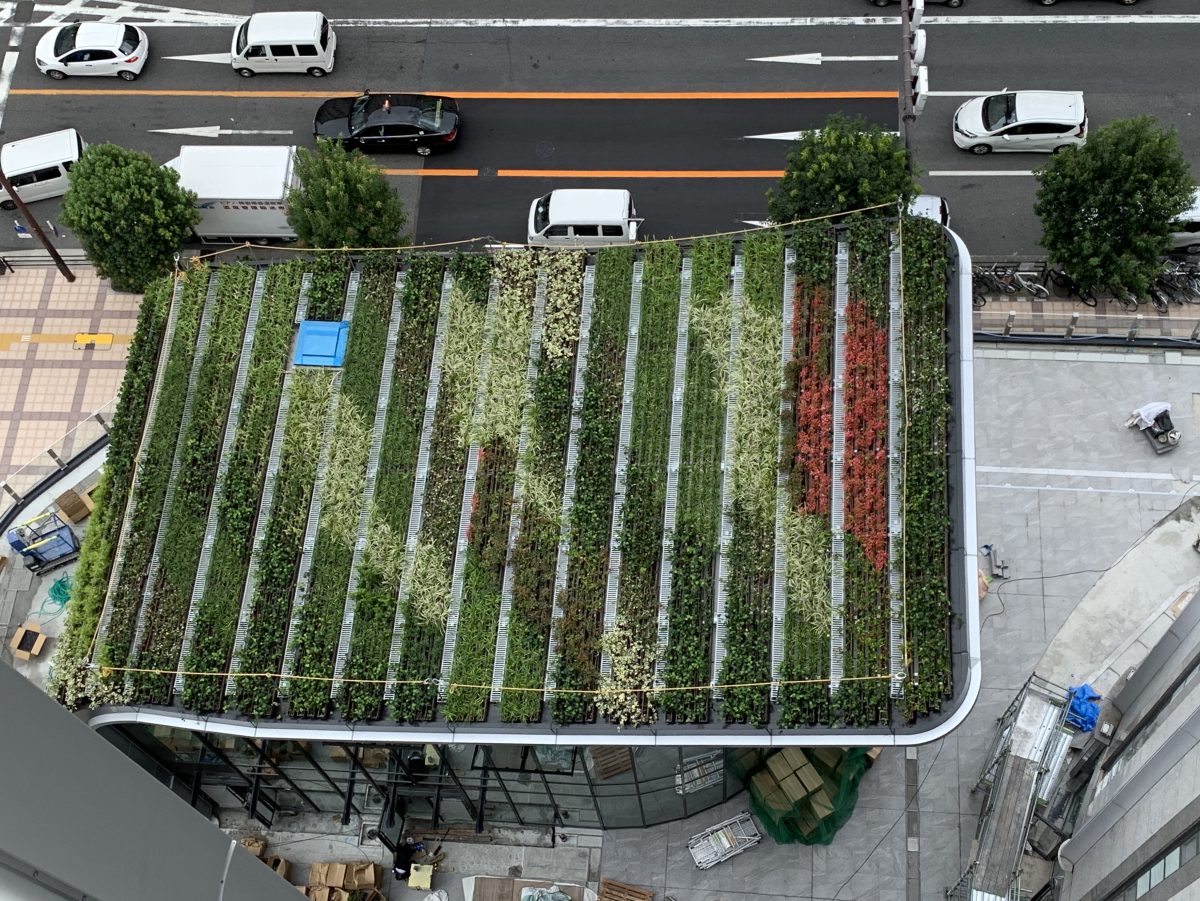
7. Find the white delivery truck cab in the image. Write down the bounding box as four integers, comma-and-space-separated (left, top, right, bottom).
230, 12, 336, 77
1172, 190, 1200, 255
0, 128, 86, 210
527, 189, 641, 247
166, 145, 299, 244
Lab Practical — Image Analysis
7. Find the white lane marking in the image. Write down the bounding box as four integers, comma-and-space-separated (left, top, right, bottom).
741, 220, 771, 228
976, 465, 1187, 482
162, 52, 233, 64
26, 1, 241, 26
0, 26, 24, 132
928, 90, 1002, 97
325, 15, 1200, 28
149, 126, 294, 137
927, 170, 1036, 177
748, 52, 898, 65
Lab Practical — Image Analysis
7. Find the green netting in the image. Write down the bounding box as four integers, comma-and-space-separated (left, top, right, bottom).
726, 747, 872, 845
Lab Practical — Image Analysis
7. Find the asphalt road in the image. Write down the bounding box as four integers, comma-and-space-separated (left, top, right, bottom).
0, 1, 1197, 256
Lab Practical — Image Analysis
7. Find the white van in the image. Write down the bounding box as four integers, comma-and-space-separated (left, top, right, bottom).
1172, 191, 1200, 255
527, 189, 641, 246
0, 128, 85, 210
230, 12, 336, 78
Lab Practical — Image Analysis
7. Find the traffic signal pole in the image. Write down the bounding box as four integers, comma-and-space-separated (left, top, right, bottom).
899, 0, 928, 161
0, 168, 75, 283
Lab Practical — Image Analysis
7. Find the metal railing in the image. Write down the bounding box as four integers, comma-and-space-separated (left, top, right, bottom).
0, 397, 119, 524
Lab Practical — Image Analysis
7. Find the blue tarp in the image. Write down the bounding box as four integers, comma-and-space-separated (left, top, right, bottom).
294, 320, 349, 367
1066, 683, 1101, 732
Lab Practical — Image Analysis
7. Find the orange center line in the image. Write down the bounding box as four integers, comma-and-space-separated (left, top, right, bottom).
10, 88, 898, 100
383, 168, 480, 176
499, 169, 784, 178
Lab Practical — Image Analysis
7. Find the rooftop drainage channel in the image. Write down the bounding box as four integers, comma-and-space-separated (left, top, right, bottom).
440, 274, 503, 696
828, 240, 850, 693
887, 241, 905, 699
280, 269, 361, 696
174, 269, 268, 694
653, 256, 692, 691
544, 263, 596, 700
332, 271, 406, 694
599, 258, 644, 681
710, 254, 743, 699
95, 276, 188, 652
226, 272, 313, 695
126, 272, 221, 690
770, 248, 796, 700
386, 268, 455, 701
490, 268, 548, 703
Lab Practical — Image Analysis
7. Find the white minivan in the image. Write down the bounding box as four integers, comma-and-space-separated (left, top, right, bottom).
230, 12, 336, 78
0, 129, 86, 210
527, 189, 641, 246
1172, 191, 1200, 255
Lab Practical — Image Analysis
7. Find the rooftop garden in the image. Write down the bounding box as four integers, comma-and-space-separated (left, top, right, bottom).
50, 218, 962, 733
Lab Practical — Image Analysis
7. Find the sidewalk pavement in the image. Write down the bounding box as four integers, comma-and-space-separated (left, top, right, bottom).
0, 264, 136, 482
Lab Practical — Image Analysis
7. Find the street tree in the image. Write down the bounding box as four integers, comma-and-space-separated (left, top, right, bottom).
60, 143, 199, 293
767, 113, 920, 224
1035, 116, 1195, 296
287, 139, 408, 248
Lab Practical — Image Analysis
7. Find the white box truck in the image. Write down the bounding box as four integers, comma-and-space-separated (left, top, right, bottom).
166, 145, 298, 244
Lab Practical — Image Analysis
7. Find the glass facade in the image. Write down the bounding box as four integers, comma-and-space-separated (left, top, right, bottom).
98, 724, 743, 831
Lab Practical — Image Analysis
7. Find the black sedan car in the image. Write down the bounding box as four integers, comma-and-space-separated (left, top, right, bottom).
314, 92, 460, 155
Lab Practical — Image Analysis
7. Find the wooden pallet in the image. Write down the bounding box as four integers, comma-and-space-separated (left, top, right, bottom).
598, 879, 654, 901
590, 747, 634, 781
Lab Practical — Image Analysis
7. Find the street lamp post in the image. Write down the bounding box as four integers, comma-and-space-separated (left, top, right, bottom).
0, 168, 75, 283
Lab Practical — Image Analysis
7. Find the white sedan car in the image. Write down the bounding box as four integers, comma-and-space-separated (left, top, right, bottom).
952, 91, 1087, 155
35, 22, 149, 81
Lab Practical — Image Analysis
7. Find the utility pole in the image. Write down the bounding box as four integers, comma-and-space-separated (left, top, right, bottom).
0, 168, 75, 283
899, 0, 929, 162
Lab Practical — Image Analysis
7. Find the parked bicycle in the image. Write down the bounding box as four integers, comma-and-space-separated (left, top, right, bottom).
1045, 267, 1108, 309
996, 265, 1049, 299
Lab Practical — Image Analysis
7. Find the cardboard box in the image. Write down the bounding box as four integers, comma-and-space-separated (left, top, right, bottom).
305, 887, 331, 901
239, 836, 267, 859
309, 862, 349, 888
778, 747, 808, 770
56, 488, 94, 524
264, 855, 290, 880
342, 862, 380, 891
866, 747, 883, 767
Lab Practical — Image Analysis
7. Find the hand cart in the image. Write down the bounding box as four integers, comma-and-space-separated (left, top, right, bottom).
687, 812, 761, 869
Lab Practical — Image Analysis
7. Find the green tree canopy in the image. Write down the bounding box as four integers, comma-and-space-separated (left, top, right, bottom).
60, 144, 199, 293
767, 113, 920, 224
287, 139, 408, 248
1035, 116, 1195, 295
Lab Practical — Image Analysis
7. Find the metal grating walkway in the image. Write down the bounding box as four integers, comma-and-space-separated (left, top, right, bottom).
386, 268, 455, 700
711, 255, 743, 698
126, 272, 220, 689
440, 275, 503, 696
887, 241, 905, 697
771, 248, 796, 699
544, 263, 596, 699
599, 259, 643, 680
332, 271, 406, 693
653, 257, 692, 690
174, 269, 267, 694
828, 241, 850, 692
96, 276, 188, 651
491, 268, 548, 702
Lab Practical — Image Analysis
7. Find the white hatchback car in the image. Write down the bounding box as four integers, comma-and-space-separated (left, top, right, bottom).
35, 22, 149, 81
953, 91, 1087, 155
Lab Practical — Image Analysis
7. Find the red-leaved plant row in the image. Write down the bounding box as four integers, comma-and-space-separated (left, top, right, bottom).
841, 299, 889, 571
791, 282, 833, 517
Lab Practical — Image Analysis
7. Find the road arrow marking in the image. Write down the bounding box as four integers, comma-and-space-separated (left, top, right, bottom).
163, 53, 234, 65
743, 128, 898, 142
749, 52, 897, 65
740, 220, 772, 228
150, 126, 294, 137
